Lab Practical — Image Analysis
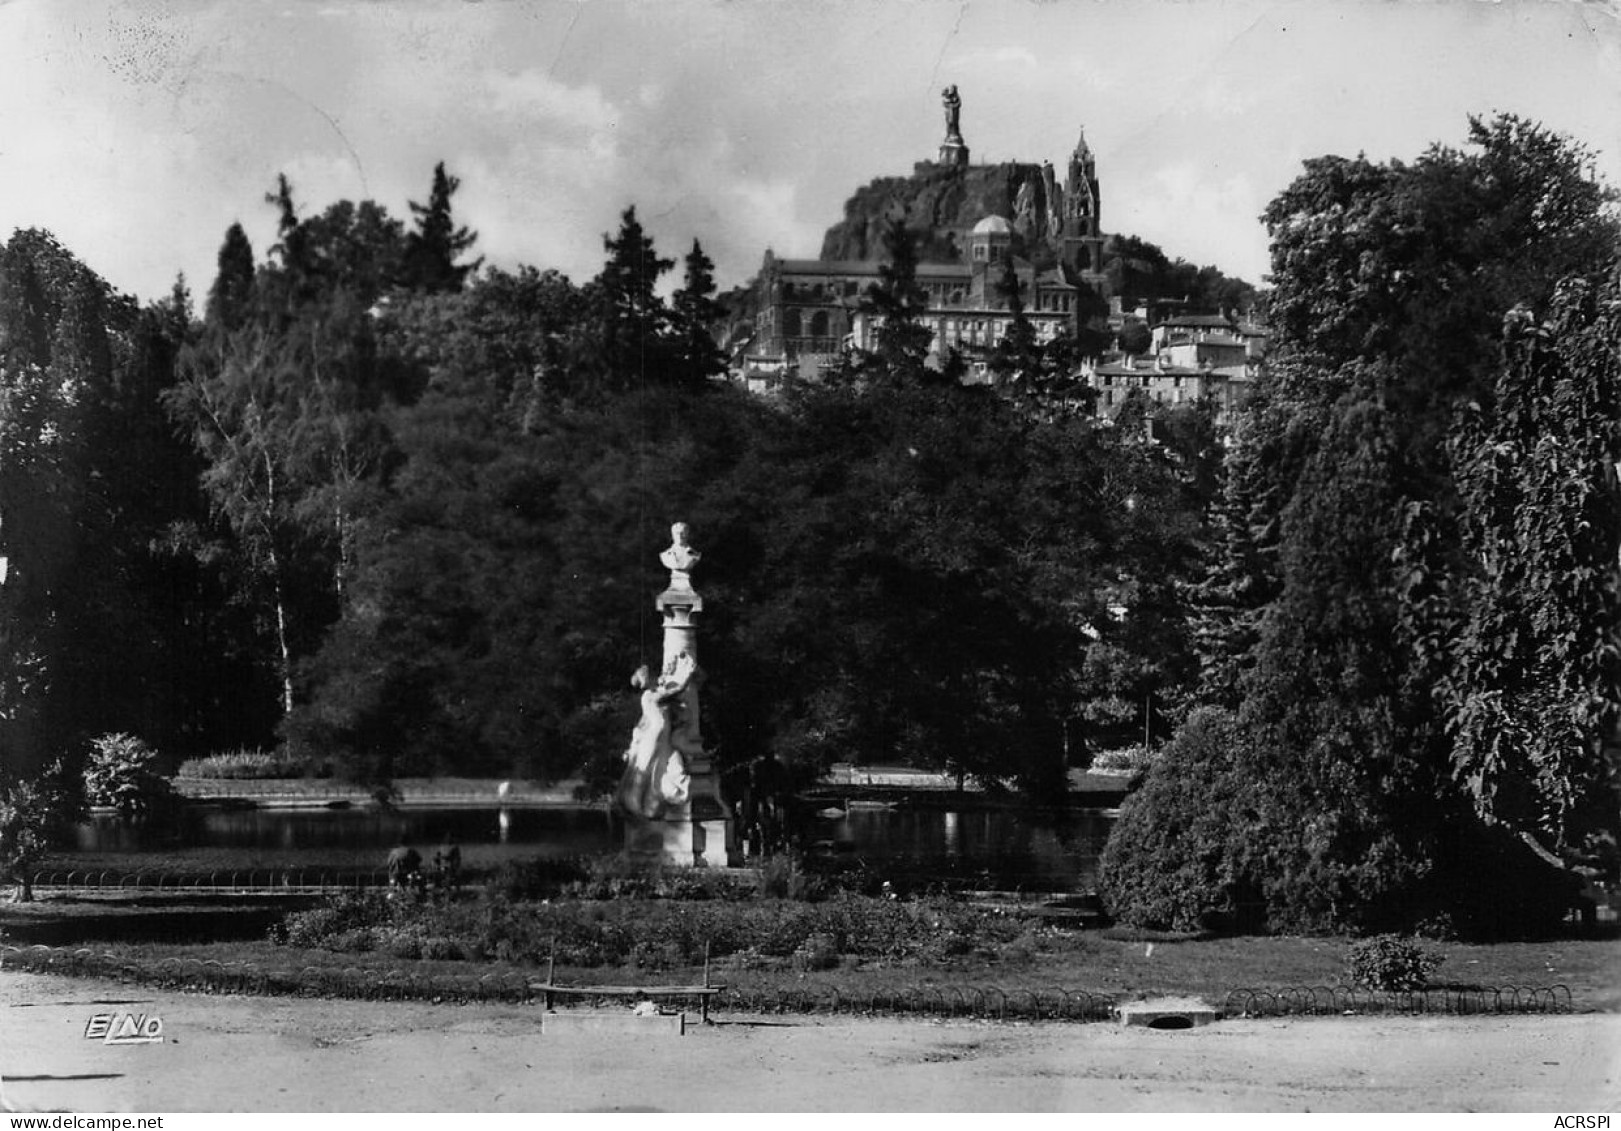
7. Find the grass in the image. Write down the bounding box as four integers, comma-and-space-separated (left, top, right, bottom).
5, 890, 1617, 1011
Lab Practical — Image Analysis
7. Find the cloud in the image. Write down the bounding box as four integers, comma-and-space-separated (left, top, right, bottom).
1192, 74, 1264, 120
948, 44, 1042, 71
1116, 162, 1270, 283
481, 70, 618, 133
2, 0, 1617, 305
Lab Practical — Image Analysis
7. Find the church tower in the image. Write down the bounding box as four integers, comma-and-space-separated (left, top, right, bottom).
1062, 128, 1105, 277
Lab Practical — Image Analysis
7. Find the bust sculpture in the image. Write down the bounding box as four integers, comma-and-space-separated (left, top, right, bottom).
659, 522, 700, 586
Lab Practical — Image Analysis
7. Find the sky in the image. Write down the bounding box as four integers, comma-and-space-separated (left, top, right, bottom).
1, 0, 1618, 305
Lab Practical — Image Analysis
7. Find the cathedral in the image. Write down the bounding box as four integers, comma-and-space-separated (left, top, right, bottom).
741, 87, 1111, 383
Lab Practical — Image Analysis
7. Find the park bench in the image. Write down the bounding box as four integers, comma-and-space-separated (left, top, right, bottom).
529, 946, 726, 1023
528, 980, 726, 1023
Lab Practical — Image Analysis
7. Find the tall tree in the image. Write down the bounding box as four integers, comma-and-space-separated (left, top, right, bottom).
0, 231, 123, 774
1445, 281, 1621, 864
286, 264, 592, 777
1107, 116, 1619, 936
859, 218, 934, 379
206, 223, 256, 332
168, 326, 302, 716
577, 206, 675, 393
988, 259, 1041, 387
670, 239, 727, 390
1261, 114, 1617, 403
169, 178, 411, 728
402, 161, 482, 294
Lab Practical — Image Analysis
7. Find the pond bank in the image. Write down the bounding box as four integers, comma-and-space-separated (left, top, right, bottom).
171, 776, 585, 808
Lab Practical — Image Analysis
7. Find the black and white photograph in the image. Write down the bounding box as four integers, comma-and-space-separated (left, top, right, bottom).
0, 0, 1617, 1116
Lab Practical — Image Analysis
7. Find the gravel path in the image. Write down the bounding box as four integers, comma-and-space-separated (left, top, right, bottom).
2, 972, 1616, 1112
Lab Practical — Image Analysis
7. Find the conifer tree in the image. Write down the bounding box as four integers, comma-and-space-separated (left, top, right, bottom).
206, 223, 256, 332
585, 206, 674, 391
989, 258, 1041, 387
670, 239, 727, 390
403, 161, 482, 293
861, 218, 933, 378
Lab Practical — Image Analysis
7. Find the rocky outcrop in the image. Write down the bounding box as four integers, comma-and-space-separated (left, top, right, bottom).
818, 161, 1066, 270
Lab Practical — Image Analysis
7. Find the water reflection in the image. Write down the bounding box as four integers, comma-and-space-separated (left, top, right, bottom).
74, 805, 619, 865
71, 804, 1114, 889
812, 807, 1112, 888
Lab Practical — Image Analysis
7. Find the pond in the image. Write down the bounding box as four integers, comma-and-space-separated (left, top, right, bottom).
61, 802, 1115, 891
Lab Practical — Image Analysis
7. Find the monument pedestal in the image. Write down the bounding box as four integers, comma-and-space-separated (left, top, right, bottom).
624, 775, 738, 868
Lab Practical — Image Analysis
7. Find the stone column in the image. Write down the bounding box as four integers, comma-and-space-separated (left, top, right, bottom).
626, 522, 737, 867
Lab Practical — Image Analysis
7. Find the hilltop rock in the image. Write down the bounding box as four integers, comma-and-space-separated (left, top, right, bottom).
818, 161, 1067, 270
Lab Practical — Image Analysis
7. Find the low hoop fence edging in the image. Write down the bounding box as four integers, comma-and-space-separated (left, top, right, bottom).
711, 983, 1116, 1021
1220, 983, 1574, 1017
28, 868, 393, 895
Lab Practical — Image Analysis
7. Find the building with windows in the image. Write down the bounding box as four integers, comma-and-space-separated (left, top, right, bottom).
1085, 352, 1257, 426
1151, 312, 1267, 369
740, 90, 1108, 384
735, 88, 1265, 423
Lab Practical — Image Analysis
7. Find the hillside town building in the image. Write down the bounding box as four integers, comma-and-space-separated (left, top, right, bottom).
735, 88, 1263, 423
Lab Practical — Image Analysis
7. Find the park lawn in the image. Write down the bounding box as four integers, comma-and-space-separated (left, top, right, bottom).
7, 894, 1617, 1011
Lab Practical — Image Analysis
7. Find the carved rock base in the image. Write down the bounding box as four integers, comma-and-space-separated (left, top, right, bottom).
624, 808, 737, 869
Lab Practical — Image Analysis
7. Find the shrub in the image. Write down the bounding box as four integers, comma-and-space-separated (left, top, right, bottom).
176, 748, 322, 780
758, 854, 833, 900
278, 892, 396, 949
271, 884, 1056, 971
0, 761, 83, 901
83, 734, 174, 817
1346, 934, 1444, 991
1090, 744, 1159, 777
791, 932, 840, 971
488, 857, 591, 901
1096, 708, 1257, 932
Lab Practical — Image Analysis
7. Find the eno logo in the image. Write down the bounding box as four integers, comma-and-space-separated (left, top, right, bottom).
1553, 1118, 1610, 1129
84, 1012, 164, 1044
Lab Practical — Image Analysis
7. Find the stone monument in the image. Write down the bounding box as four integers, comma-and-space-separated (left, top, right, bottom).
617, 522, 737, 867
938, 85, 970, 168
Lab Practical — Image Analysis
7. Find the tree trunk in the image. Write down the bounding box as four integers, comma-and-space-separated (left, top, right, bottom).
260, 447, 295, 717
268, 544, 295, 717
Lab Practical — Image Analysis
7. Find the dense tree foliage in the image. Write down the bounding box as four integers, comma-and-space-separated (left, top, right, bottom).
0, 120, 1611, 944
0, 230, 241, 778
1443, 278, 1621, 867
1107, 114, 1620, 937
1261, 114, 1616, 405
1103, 233, 1257, 315
281, 246, 1213, 791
